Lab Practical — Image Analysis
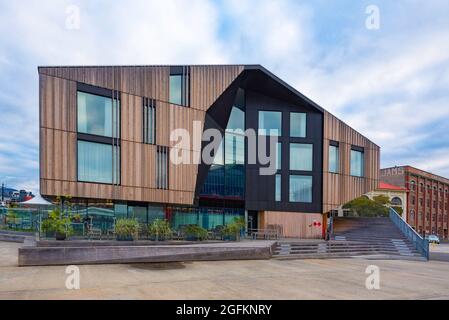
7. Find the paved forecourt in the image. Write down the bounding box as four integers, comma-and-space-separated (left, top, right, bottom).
1, 241, 449, 299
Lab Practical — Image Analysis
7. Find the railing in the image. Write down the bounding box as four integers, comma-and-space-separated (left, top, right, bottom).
389, 207, 429, 260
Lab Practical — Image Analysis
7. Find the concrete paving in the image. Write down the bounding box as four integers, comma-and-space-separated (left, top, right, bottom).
1, 241, 449, 300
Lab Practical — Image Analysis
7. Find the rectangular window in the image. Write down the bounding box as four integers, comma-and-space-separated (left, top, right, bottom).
77, 140, 120, 184
169, 66, 190, 106
143, 98, 156, 144
328, 144, 339, 173
276, 142, 282, 170
290, 112, 306, 137
289, 175, 312, 203
156, 146, 168, 189
350, 148, 364, 177
77, 91, 120, 138
258, 111, 282, 136
290, 143, 313, 171
275, 174, 281, 202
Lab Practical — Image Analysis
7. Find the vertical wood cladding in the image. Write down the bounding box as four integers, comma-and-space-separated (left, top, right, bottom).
322, 111, 380, 213
260, 211, 323, 238
38, 65, 241, 205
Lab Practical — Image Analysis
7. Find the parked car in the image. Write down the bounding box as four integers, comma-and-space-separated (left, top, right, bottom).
426, 235, 440, 244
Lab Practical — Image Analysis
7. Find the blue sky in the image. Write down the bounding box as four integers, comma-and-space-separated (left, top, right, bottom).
1, 0, 449, 193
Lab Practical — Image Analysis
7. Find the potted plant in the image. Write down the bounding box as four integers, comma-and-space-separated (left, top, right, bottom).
221, 218, 245, 241
184, 225, 208, 241
115, 218, 139, 241
148, 219, 172, 241
41, 207, 73, 240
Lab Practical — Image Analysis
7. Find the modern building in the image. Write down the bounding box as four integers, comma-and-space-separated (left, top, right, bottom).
365, 182, 407, 221
381, 166, 449, 239
38, 65, 379, 239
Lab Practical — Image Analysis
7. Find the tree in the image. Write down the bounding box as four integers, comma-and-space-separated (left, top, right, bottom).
343, 196, 389, 217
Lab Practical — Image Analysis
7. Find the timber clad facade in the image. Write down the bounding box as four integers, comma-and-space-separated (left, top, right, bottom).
39, 65, 380, 239
381, 166, 449, 239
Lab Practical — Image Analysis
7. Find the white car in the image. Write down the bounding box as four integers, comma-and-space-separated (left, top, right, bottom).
426, 235, 440, 244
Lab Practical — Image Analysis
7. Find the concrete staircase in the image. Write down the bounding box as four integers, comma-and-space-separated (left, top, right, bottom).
272, 217, 425, 260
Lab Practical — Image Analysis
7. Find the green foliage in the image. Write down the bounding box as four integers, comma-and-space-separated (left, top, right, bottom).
148, 219, 172, 240
41, 207, 73, 236
184, 225, 208, 241
343, 196, 389, 217
221, 217, 246, 240
115, 218, 139, 239
392, 206, 403, 215
373, 194, 391, 206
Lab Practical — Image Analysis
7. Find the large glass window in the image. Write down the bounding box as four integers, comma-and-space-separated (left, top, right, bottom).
169, 75, 182, 105
77, 91, 119, 137
350, 149, 364, 177
290, 143, 313, 171
258, 111, 282, 136
226, 107, 245, 132
329, 145, 339, 173
275, 174, 281, 202
290, 112, 306, 137
289, 175, 312, 203
77, 140, 120, 184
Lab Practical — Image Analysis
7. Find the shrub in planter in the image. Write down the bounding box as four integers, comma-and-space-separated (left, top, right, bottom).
221, 217, 245, 241
41, 208, 73, 240
184, 225, 208, 241
221, 223, 241, 241
115, 218, 139, 241
148, 219, 172, 241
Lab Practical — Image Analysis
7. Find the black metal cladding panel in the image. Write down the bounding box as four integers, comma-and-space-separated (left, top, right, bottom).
245, 90, 323, 213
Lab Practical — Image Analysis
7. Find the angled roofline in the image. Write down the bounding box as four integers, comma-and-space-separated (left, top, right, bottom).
244, 64, 324, 113
37, 64, 379, 147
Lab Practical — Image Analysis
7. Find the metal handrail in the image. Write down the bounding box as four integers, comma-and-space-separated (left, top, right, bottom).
389, 207, 429, 260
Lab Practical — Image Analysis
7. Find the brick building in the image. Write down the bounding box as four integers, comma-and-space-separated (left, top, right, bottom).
381, 166, 449, 239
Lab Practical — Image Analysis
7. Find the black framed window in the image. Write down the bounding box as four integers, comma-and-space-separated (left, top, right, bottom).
76, 83, 121, 185
290, 143, 313, 171
143, 97, 156, 144
275, 174, 281, 202
350, 146, 364, 177
290, 112, 306, 137
77, 140, 120, 184
258, 111, 282, 136
328, 141, 339, 173
289, 175, 312, 203
169, 66, 190, 106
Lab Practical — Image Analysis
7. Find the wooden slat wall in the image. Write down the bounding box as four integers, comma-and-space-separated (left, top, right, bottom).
190, 65, 244, 111
260, 211, 323, 238
39, 65, 245, 205
39, 74, 77, 132
121, 93, 142, 143
322, 111, 380, 213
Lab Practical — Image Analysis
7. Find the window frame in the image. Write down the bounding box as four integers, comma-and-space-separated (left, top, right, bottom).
328, 141, 339, 174
258, 110, 282, 136
350, 146, 364, 177
290, 112, 307, 138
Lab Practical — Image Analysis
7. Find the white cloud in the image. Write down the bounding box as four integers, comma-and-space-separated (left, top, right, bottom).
1, 0, 449, 191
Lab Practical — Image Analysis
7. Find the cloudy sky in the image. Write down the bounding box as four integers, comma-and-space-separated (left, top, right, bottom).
1, 0, 449, 193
